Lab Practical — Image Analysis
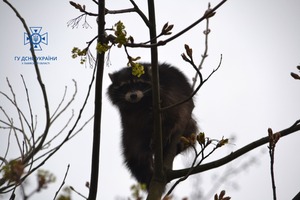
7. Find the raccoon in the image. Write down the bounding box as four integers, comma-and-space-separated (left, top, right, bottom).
107, 63, 197, 187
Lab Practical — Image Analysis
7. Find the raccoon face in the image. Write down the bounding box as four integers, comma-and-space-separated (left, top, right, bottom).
119, 79, 151, 103
108, 70, 152, 107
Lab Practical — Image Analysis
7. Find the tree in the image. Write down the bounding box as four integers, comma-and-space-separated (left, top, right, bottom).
0, 1, 94, 199
1, 0, 300, 200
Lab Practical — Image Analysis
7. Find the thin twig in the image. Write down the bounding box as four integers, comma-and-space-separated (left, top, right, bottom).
165, 137, 224, 197
161, 54, 222, 111
44, 110, 75, 148
67, 14, 85, 29
53, 164, 70, 200
1, 80, 32, 152
192, 3, 211, 89
21, 115, 93, 168
70, 186, 88, 199
5, 78, 27, 155
0, 128, 11, 169
69, 116, 94, 140
269, 146, 277, 200
105, 0, 150, 28
20, 76, 36, 161
20, 75, 34, 135
128, 0, 150, 27
2, 63, 98, 193
50, 86, 68, 121
69, 1, 97, 16
167, 120, 300, 181
125, 0, 227, 48
50, 80, 77, 125
3, 0, 51, 164
165, 145, 198, 196
106, 8, 135, 15
0, 1, 94, 193
268, 128, 280, 200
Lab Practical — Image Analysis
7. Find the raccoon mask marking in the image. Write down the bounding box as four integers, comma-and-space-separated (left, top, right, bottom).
108, 70, 152, 110
107, 63, 198, 187
108, 73, 152, 104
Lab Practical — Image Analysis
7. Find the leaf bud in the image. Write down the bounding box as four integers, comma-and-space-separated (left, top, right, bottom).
184, 44, 193, 58
181, 53, 190, 62
291, 72, 300, 80
197, 132, 206, 145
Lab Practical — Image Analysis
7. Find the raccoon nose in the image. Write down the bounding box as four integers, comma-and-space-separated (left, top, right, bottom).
125, 91, 143, 103
130, 93, 138, 100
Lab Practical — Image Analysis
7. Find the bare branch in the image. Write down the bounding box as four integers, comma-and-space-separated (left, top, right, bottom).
125, 0, 227, 48
0, 2, 95, 194
165, 145, 198, 197
167, 120, 300, 181
162, 54, 223, 111
5, 78, 31, 154
3, 0, 51, 164
106, 0, 150, 27
70, 186, 88, 199
44, 110, 75, 148
53, 164, 70, 200
146, 0, 167, 199
50, 80, 77, 125
20, 75, 35, 135
268, 128, 280, 200
166, 135, 229, 197
106, 7, 135, 14
192, 3, 211, 89
69, 1, 98, 16
128, 0, 150, 27
0, 142, 10, 167
87, 0, 106, 199
69, 116, 94, 140
0, 81, 34, 155
67, 13, 93, 29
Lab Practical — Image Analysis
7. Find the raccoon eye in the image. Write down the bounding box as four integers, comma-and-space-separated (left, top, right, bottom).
117, 83, 131, 91
114, 81, 130, 90
136, 82, 151, 89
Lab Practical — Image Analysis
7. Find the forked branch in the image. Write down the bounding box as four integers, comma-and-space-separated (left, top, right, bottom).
3, 0, 51, 165
167, 120, 300, 181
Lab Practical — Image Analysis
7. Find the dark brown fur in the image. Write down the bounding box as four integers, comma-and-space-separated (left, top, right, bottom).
107, 63, 197, 187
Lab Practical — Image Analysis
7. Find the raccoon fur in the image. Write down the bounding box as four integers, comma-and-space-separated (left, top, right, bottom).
107, 63, 197, 187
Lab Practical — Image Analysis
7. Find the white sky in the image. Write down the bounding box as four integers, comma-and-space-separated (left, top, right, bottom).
1, 0, 300, 199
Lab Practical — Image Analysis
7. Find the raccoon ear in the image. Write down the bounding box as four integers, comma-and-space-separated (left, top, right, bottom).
108, 73, 114, 82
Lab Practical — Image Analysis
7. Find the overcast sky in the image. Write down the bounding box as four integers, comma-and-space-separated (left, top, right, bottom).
1, 0, 300, 199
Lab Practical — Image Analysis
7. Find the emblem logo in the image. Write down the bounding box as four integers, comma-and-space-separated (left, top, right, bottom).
24, 27, 48, 51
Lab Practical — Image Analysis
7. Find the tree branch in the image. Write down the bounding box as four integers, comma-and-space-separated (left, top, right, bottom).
268, 128, 280, 200
69, 1, 98, 16
128, 0, 150, 27
125, 0, 227, 48
87, 0, 106, 199
146, 0, 166, 199
3, 0, 51, 165
53, 164, 70, 200
162, 54, 222, 111
167, 120, 300, 181
192, 3, 211, 89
